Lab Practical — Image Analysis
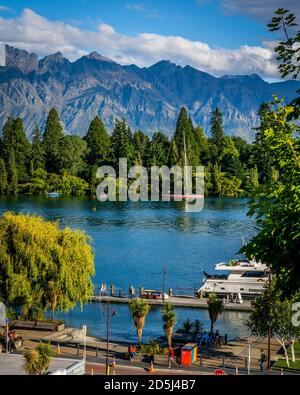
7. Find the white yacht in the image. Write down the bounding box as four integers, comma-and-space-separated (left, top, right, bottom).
198, 258, 269, 301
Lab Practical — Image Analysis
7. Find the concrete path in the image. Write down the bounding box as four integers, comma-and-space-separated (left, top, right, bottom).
92, 296, 252, 311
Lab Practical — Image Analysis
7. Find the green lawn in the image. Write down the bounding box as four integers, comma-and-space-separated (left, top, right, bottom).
287, 342, 300, 358
272, 358, 300, 373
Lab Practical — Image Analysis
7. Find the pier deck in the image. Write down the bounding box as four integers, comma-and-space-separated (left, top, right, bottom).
91, 295, 252, 312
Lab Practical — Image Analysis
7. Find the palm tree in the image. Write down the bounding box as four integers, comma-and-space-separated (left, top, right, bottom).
192, 319, 203, 340
143, 338, 161, 357
162, 302, 177, 348
129, 299, 150, 345
207, 293, 224, 334
177, 318, 193, 334
23, 342, 53, 375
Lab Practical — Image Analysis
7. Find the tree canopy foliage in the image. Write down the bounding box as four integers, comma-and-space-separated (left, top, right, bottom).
0, 105, 268, 198
241, 8, 300, 299
0, 212, 95, 320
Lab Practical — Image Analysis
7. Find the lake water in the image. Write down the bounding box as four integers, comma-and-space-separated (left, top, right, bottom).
0, 196, 257, 342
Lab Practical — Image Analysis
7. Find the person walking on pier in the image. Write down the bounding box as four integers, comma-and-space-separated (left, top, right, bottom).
100, 283, 104, 296
129, 286, 135, 299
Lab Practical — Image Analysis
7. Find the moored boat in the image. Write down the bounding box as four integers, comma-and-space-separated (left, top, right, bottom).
198, 258, 269, 301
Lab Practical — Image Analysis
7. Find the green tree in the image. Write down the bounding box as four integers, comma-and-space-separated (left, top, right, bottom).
46, 280, 60, 321
133, 131, 149, 165
2, 118, 30, 183
268, 8, 299, 80
247, 284, 300, 367
7, 150, 18, 194
23, 343, 53, 375
57, 172, 89, 196
161, 302, 177, 348
147, 132, 170, 167
242, 100, 300, 297
43, 108, 64, 173
178, 318, 193, 334
168, 139, 179, 166
0, 212, 95, 319
111, 119, 135, 169
244, 166, 259, 196
60, 136, 87, 176
84, 116, 111, 166
210, 163, 222, 196
31, 125, 45, 172
192, 319, 203, 340
129, 298, 150, 345
194, 126, 210, 165
210, 108, 225, 160
173, 107, 198, 166
0, 158, 7, 194
207, 293, 224, 334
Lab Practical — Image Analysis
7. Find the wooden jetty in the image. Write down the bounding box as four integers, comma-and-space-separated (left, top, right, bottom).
91, 295, 252, 312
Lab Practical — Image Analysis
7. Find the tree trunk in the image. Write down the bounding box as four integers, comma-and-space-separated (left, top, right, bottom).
164, 326, 173, 349
282, 343, 290, 368
51, 302, 55, 322
210, 321, 214, 335
136, 316, 145, 346
291, 340, 296, 363
274, 335, 290, 368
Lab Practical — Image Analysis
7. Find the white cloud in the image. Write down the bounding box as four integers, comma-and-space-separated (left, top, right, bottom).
221, 0, 300, 20
0, 8, 279, 78
0, 5, 13, 12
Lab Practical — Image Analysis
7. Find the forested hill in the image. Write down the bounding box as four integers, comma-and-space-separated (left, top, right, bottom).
1, 45, 300, 142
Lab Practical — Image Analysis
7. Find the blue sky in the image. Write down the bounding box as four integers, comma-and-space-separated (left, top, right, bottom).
0, 0, 275, 47
0, 0, 299, 79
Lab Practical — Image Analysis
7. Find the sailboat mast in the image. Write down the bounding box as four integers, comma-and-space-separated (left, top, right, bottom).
183, 130, 189, 195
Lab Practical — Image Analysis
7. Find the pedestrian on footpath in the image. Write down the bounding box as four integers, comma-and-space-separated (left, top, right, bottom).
168, 346, 178, 368
259, 349, 267, 372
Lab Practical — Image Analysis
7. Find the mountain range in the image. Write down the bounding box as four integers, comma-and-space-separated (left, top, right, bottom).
1, 44, 300, 142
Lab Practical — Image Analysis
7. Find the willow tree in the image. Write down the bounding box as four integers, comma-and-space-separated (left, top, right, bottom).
0, 212, 95, 320
129, 298, 150, 346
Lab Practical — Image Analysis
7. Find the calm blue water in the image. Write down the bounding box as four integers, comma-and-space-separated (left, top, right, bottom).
0, 196, 257, 342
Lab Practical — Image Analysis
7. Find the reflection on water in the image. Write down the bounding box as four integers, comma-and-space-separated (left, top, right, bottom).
0, 195, 255, 341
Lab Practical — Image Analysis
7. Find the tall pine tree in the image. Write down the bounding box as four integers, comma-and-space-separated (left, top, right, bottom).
2, 117, 30, 183
173, 107, 198, 166
7, 149, 18, 194
210, 108, 225, 162
43, 108, 64, 173
31, 125, 45, 172
0, 158, 7, 194
84, 116, 111, 166
111, 118, 134, 168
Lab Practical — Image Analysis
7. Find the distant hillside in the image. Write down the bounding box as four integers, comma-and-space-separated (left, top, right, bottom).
1, 45, 299, 142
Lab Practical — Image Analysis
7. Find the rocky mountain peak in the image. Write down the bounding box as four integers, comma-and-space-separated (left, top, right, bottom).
86, 52, 114, 62
5, 45, 38, 73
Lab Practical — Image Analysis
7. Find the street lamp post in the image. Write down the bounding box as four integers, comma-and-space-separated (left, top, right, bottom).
267, 270, 273, 370
105, 301, 117, 375
248, 337, 251, 375
6, 319, 9, 354
82, 325, 87, 361
163, 266, 167, 304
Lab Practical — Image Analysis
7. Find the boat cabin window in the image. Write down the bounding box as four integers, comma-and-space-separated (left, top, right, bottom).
241, 271, 267, 278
